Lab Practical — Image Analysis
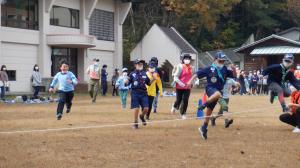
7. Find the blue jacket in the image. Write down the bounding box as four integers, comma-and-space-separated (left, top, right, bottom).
101, 68, 108, 82
50, 71, 78, 92
128, 70, 150, 93
197, 64, 234, 91
116, 76, 130, 90
262, 64, 300, 90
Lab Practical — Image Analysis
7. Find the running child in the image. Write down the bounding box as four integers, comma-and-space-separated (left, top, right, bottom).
188, 51, 235, 140
127, 59, 154, 129
262, 53, 300, 112
146, 62, 163, 120
116, 68, 130, 109
210, 77, 240, 127
279, 86, 300, 133
171, 53, 194, 119
49, 61, 78, 120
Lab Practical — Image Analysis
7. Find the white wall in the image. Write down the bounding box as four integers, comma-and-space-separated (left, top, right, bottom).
86, 50, 114, 81
53, 0, 80, 9
130, 24, 182, 67
1, 27, 39, 45
95, 0, 115, 12
1, 43, 38, 92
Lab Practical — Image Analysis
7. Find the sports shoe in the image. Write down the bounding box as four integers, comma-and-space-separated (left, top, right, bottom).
181, 114, 187, 120
139, 115, 147, 126
132, 122, 139, 129
66, 108, 71, 114
211, 117, 216, 126
154, 109, 157, 113
292, 127, 300, 133
171, 106, 176, 114
145, 115, 150, 120
57, 114, 62, 120
225, 119, 233, 128
199, 127, 207, 140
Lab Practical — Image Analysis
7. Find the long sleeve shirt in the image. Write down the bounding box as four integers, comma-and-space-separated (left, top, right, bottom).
128, 70, 150, 94
31, 71, 42, 86
146, 71, 163, 97
50, 71, 78, 92
262, 64, 300, 90
116, 76, 130, 90
197, 64, 234, 91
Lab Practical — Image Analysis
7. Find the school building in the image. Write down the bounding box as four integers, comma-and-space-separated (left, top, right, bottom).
0, 0, 131, 92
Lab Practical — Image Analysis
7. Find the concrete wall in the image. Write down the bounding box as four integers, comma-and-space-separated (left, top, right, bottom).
0, 0, 130, 92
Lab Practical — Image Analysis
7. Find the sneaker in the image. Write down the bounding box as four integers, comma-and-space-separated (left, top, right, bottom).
199, 127, 207, 140
145, 115, 150, 120
132, 122, 139, 129
270, 92, 275, 104
171, 106, 176, 114
224, 119, 234, 128
283, 106, 289, 113
181, 114, 187, 120
139, 115, 147, 126
66, 108, 71, 114
57, 114, 62, 120
154, 109, 157, 113
211, 117, 216, 126
292, 127, 300, 133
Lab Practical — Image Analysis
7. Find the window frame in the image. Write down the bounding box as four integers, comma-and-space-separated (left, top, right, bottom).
1, 0, 39, 30
50, 5, 80, 29
6, 70, 17, 81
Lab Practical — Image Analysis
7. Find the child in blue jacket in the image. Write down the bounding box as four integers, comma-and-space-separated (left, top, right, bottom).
127, 59, 154, 129
116, 68, 130, 109
49, 61, 78, 120
189, 51, 235, 140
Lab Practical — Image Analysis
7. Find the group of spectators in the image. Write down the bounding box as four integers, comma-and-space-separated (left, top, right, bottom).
237, 69, 269, 95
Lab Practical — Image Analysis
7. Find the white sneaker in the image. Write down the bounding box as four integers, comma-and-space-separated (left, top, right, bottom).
171, 106, 176, 114
292, 127, 300, 133
181, 114, 187, 120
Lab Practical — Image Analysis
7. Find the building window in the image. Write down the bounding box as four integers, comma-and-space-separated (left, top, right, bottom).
6, 70, 16, 81
89, 9, 114, 41
50, 6, 79, 29
51, 48, 78, 77
1, 0, 39, 30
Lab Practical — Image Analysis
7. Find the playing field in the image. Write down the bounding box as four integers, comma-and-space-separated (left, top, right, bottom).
0, 90, 299, 168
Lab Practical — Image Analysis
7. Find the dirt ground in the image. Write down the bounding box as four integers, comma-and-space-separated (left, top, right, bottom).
0, 90, 300, 168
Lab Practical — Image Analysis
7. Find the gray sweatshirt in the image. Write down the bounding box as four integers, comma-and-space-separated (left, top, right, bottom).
31, 71, 42, 86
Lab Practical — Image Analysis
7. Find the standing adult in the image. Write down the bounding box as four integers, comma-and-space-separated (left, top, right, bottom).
31, 64, 42, 99
251, 71, 259, 95
0, 65, 8, 101
257, 71, 263, 94
239, 71, 246, 95
111, 68, 119, 96
101, 64, 108, 96
86, 58, 101, 103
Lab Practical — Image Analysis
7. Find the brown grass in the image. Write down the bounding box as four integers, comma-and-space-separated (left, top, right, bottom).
0, 90, 300, 168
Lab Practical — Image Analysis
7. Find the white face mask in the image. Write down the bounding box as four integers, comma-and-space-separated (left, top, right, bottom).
216, 63, 224, 69
297, 66, 300, 70
35, 67, 39, 70
2, 68, 7, 71
137, 66, 143, 71
283, 61, 293, 68
123, 72, 128, 76
183, 59, 191, 65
